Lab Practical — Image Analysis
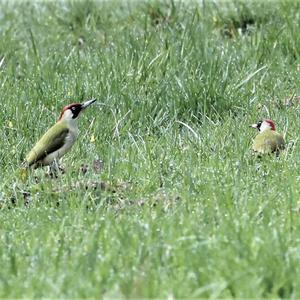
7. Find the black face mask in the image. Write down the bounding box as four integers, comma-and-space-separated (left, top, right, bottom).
70, 105, 82, 119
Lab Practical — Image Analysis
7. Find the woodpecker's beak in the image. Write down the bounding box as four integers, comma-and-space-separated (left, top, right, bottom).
81, 98, 97, 110
250, 123, 258, 129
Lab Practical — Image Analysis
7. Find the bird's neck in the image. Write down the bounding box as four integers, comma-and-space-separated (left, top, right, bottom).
59, 119, 78, 133
259, 129, 276, 137
260, 128, 273, 133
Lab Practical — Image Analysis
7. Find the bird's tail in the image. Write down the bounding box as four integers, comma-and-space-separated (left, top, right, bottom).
18, 162, 30, 183
19, 167, 29, 183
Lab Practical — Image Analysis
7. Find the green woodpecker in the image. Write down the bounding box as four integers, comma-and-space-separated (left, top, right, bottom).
250, 119, 285, 154
23, 98, 96, 171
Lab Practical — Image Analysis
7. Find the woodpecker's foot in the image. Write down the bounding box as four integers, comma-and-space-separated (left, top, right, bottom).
47, 164, 65, 178
47, 170, 58, 179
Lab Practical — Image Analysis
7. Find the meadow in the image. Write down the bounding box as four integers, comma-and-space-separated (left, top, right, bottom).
1, 0, 300, 298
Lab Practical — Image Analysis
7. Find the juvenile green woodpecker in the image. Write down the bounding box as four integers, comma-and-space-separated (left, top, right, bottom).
23, 98, 96, 171
250, 119, 285, 154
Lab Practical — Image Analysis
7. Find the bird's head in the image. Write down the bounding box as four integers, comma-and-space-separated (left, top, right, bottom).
250, 119, 276, 132
58, 98, 96, 122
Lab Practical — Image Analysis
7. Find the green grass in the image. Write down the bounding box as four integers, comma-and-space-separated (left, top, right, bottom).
1, 0, 300, 298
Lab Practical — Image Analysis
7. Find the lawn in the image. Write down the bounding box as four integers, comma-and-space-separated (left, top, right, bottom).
1, 0, 300, 298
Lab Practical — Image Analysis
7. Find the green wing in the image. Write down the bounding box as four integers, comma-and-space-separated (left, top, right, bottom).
26, 122, 69, 166
252, 130, 285, 154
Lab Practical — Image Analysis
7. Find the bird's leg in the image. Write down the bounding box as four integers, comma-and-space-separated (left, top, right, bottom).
49, 160, 61, 178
